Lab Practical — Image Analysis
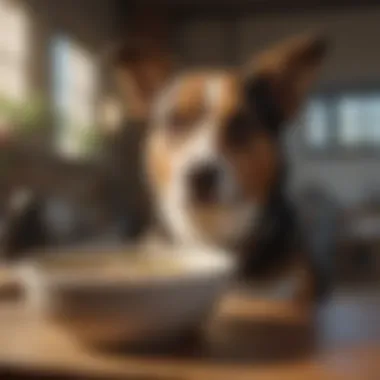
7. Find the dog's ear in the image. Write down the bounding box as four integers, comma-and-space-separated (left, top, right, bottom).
243, 34, 328, 134
110, 38, 174, 118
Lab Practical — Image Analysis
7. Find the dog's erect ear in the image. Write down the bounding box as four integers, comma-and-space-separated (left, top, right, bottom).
110, 38, 174, 118
243, 34, 328, 134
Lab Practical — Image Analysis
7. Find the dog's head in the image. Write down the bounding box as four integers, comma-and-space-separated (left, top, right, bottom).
117, 34, 328, 246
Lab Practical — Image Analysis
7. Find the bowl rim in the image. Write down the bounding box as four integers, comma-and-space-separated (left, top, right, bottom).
16, 243, 236, 290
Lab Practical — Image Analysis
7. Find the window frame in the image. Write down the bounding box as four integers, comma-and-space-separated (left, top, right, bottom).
301, 83, 380, 160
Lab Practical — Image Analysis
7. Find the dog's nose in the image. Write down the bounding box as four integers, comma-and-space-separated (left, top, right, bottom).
187, 164, 221, 203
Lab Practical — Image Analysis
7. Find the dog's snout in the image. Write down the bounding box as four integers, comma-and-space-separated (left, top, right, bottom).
187, 164, 221, 203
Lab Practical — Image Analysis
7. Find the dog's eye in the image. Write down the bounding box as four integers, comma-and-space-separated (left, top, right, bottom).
225, 112, 254, 148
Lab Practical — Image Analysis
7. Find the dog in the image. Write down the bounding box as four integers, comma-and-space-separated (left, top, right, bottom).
114, 33, 330, 308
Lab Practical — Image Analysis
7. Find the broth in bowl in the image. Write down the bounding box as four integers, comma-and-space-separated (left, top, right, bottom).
33, 250, 187, 281
23, 243, 235, 285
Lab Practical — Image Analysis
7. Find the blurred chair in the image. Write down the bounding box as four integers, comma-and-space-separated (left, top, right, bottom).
341, 185, 380, 283
0, 184, 135, 261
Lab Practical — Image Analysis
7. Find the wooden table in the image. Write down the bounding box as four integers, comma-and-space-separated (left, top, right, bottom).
1, 273, 380, 379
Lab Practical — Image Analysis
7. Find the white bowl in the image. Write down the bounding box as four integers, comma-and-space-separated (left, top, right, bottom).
18, 244, 236, 347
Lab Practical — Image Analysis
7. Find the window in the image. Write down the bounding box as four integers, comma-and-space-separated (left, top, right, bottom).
51, 35, 98, 159
304, 91, 380, 153
0, 0, 29, 102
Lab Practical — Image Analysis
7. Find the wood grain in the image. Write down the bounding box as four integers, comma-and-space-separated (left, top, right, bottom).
0, 274, 379, 379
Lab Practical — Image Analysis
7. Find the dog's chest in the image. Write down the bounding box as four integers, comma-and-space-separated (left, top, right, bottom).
238, 189, 299, 278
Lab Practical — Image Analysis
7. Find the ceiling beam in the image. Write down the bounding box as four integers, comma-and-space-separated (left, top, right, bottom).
134, 0, 380, 16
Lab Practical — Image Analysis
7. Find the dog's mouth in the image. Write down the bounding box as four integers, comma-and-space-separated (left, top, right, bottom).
185, 165, 244, 208
185, 189, 246, 213
189, 187, 220, 206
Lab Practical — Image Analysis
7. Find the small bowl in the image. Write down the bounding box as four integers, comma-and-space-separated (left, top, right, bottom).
18, 244, 236, 347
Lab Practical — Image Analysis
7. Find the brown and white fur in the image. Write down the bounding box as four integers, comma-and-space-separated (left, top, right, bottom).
121, 33, 329, 308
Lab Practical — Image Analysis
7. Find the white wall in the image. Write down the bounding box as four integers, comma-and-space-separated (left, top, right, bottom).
176, 7, 380, 205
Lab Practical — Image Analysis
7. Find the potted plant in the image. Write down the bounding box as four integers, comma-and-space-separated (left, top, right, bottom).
57, 122, 105, 161
0, 97, 18, 144
0, 94, 50, 147
76, 123, 105, 160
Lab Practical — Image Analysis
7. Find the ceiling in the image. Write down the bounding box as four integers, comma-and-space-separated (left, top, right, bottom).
135, 0, 380, 13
